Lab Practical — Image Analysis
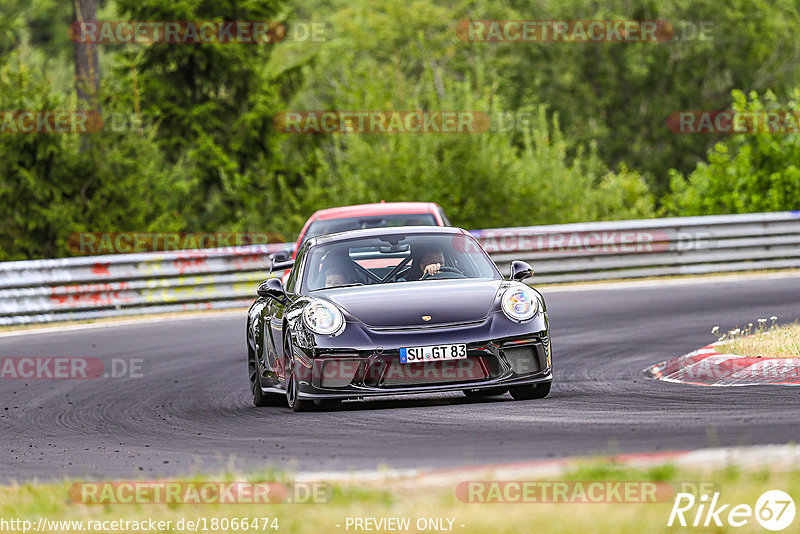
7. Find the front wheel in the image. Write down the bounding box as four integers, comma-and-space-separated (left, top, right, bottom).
509, 382, 551, 400
285, 339, 315, 412
249, 340, 283, 407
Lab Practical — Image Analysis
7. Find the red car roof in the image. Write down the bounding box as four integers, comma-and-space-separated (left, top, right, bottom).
290, 202, 446, 261
313, 202, 435, 221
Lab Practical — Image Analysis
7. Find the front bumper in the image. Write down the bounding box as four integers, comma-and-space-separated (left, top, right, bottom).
290, 331, 552, 400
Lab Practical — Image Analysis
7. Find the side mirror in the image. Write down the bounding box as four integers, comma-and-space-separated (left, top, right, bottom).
510, 260, 534, 281
270, 251, 289, 264
257, 278, 287, 301
270, 258, 295, 273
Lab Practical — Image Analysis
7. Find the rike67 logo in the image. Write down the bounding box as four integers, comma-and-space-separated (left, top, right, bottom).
668, 490, 795, 531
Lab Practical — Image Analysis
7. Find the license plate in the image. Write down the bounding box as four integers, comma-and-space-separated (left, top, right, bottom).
399, 344, 467, 364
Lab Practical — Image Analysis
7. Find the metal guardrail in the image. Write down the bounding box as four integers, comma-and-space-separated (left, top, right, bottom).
1, 211, 799, 325
0, 244, 288, 325
475, 211, 800, 283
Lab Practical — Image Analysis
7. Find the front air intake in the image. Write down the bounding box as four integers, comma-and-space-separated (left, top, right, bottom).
502, 345, 541, 375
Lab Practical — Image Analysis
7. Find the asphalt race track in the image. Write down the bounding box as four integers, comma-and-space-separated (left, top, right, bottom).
2, 274, 800, 483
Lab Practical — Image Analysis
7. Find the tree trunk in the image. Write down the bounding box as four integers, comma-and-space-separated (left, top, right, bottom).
72, 0, 100, 108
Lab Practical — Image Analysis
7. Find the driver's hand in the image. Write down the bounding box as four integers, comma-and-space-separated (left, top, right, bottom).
422, 263, 441, 277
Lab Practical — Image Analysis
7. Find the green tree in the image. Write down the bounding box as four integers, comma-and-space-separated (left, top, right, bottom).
268, 0, 653, 230
113, 0, 291, 229
0, 50, 190, 260
663, 89, 800, 215
488, 0, 800, 197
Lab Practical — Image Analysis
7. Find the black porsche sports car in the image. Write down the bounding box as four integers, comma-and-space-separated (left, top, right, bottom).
246, 226, 552, 411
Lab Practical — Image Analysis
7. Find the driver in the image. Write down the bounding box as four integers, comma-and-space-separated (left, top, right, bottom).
404, 245, 446, 281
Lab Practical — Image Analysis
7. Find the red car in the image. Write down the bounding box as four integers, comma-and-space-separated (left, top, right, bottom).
291, 202, 450, 259
273, 202, 450, 282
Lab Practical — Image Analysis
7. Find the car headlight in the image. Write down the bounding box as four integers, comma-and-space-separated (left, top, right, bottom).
501, 283, 539, 322
303, 299, 345, 336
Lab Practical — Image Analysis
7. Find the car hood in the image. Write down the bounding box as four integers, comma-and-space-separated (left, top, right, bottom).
316, 279, 503, 328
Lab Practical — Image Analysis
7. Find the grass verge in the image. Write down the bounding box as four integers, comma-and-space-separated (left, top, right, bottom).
714, 322, 800, 358
1, 461, 798, 533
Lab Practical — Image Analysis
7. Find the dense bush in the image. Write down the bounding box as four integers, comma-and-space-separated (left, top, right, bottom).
663, 90, 800, 215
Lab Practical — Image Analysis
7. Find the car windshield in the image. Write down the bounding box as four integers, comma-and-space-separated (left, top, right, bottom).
302, 213, 438, 246
303, 233, 500, 291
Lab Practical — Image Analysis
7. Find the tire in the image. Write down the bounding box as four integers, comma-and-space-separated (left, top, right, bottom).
248, 342, 283, 407
463, 387, 507, 399
509, 382, 551, 400
285, 338, 315, 412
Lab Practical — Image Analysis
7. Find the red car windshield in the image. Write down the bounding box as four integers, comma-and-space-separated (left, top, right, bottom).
302, 213, 437, 247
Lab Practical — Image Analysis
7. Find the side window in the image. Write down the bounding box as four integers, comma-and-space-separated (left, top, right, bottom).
284, 247, 304, 294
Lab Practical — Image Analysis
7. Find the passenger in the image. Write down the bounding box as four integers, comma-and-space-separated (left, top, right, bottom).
324, 266, 351, 288
321, 251, 358, 288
